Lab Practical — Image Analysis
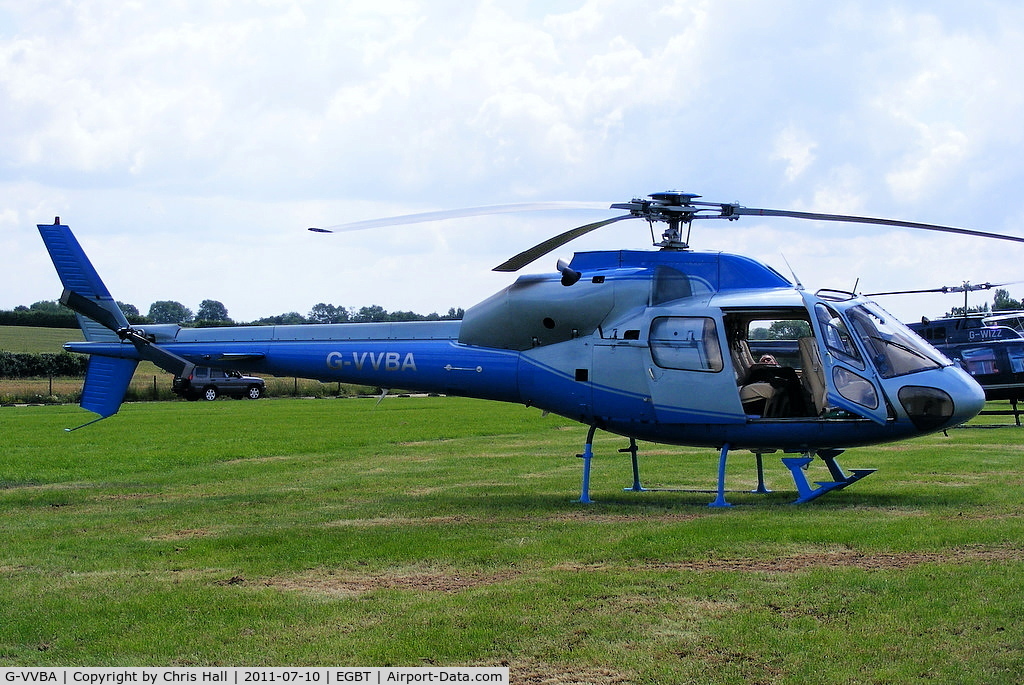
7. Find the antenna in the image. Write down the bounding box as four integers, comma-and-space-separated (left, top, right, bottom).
780, 253, 804, 290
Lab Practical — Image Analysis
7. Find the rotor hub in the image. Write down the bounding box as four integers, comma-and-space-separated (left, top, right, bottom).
611, 191, 709, 249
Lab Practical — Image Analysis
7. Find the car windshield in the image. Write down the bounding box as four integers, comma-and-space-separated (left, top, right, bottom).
846, 303, 950, 379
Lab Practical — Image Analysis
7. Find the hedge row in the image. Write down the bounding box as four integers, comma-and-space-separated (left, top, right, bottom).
0, 310, 78, 328
0, 351, 88, 378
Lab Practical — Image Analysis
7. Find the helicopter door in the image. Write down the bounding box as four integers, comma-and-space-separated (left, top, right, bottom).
592, 341, 655, 423
802, 295, 889, 424
645, 316, 745, 423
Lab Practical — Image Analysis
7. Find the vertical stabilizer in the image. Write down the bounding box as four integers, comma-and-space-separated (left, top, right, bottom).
37, 222, 130, 333
38, 221, 138, 425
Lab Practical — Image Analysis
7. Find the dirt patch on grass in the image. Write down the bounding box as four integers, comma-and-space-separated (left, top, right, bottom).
547, 511, 706, 524
149, 528, 218, 541
625, 546, 1024, 573
265, 568, 521, 597
324, 515, 478, 528
506, 659, 631, 684
219, 455, 297, 465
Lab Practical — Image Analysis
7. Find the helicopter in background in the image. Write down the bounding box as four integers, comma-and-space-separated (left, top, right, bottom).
39, 191, 1024, 505
869, 282, 1024, 417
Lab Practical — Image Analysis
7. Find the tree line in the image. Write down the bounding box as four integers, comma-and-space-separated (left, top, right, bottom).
0, 299, 465, 329
943, 288, 1023, 318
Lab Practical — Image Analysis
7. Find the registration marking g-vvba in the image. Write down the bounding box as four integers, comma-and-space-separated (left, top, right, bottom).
326, 351, 417, 372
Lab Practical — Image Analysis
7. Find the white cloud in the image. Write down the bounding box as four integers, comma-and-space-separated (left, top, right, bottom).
4, 0, 1024, 325
773, 126, 818, 182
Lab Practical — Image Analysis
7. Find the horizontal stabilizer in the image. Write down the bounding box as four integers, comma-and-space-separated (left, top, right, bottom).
80, 355, 139, 419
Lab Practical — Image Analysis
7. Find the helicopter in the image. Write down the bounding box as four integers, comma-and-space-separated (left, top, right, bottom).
868, 282, 1024, 416
38, 191, 1023, 505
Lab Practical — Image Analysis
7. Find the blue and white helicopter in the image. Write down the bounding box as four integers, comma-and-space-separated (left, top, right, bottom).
39, 191, 1021, 505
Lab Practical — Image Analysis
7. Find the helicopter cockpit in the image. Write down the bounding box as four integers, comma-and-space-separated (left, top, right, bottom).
720, 293, 959, 426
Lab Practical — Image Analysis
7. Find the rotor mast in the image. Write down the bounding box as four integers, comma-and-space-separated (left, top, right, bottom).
612, 191, 715, 250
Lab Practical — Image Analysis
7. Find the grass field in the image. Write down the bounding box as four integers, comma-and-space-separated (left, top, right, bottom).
0, 325, 83, 354
2, 397, 1023, 682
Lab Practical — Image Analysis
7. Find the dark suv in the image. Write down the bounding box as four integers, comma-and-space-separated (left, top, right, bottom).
173, 366, 265, 401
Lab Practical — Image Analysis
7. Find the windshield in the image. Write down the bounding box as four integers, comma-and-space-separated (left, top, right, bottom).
846, 303, 950, 379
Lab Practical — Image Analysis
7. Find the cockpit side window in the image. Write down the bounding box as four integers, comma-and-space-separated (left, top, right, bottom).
814, 303, 863, 368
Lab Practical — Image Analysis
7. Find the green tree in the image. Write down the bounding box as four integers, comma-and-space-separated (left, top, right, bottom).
352, 305, 388, 323
944, 303, 989, 318
308, 303, 349, 324
148, 300, 194, 324
116, 301, 141, 318
388, 310, 424, 322
197, 299, 231, 322
29, 300, 64, 313
994, 289, 1023, 311
252, 312, 307, 325
751, 320, 811, 340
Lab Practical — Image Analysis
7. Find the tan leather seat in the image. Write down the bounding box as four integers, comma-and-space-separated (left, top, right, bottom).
799, 337, 827, 415
733, 340, 775, 413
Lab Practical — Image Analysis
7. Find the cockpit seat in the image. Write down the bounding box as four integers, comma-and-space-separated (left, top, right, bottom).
740, 381, 775, 414
799, 336, 827, 415
730, 340, 757, 383
732, 340, 775, 414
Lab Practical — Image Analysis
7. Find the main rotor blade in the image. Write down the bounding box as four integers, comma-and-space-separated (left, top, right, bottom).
308, 202, 612, 233
868, 280, 1024, 297
866, 287, 956, 296
493, 214, 635, 272
731, 207, 1024, 244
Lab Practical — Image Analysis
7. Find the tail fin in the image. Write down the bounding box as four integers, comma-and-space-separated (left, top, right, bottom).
38, 220, 138, 425
38, 221, 131, 334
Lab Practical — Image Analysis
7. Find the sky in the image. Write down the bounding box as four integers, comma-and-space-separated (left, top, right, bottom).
4, 0, 1024, 324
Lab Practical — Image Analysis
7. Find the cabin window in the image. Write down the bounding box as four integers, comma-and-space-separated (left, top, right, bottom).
744, 315, 811, 368
649, 316, 723, 372
650, 266, 692, 305
1009, 346, 1024, 374
961, 346, 999, 375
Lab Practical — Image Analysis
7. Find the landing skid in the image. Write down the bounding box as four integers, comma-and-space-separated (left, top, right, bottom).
781, 454, 876, 504
572, 431, 875, 505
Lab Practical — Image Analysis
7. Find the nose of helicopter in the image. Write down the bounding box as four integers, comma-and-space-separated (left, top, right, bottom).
895, 366, 986, 433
